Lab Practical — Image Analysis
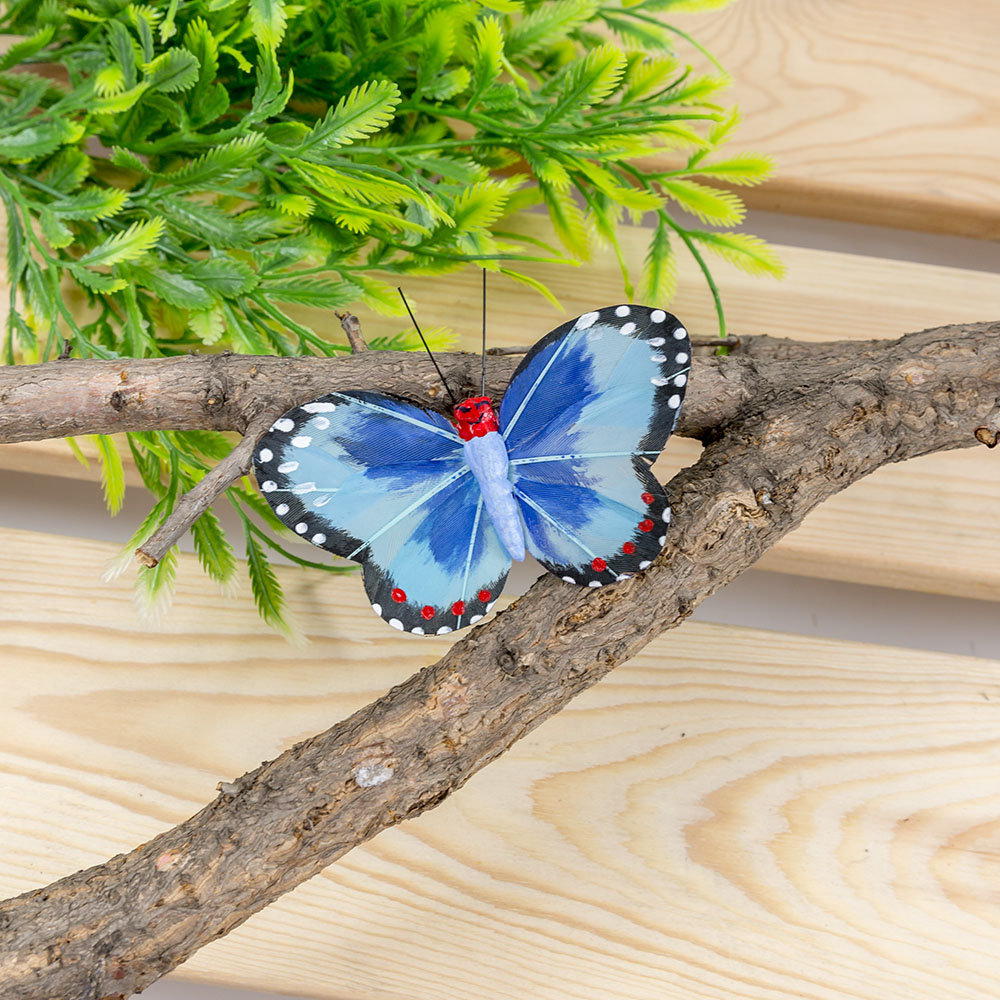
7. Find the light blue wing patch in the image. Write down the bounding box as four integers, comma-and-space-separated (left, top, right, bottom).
253, 390, 508, 633
500, 305, 688, 585
361, 472, 511, 634
513, 455, 670, 586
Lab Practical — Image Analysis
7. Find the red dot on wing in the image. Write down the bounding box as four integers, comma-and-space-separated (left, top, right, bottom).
421, 605, 435, 620
623, 542, 636, 554
591, 557, 607, 572
641, 492, 654, 505
478, 589, 491, 602
452, 600, 466, 616
391, 588, 406, 603
639, 519, 654, 532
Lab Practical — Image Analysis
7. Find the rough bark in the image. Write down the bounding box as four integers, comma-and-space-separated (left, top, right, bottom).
0, 347, 745, 444
0, 321, 997, 1000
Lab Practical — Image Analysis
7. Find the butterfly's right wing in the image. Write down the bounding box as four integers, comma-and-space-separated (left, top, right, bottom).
500, 305, 690, 587
254, 391, 510, 634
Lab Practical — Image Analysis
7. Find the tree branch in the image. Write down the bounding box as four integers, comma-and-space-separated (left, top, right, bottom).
0, 344, 755, 446
337, 310, 368, 353
1, 322, 998, 999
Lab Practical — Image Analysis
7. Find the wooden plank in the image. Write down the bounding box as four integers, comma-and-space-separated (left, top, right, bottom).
654, 441, 1000, 603
672, 0, 1000, 237
2, 527, 1000, 999
4, 224, 998, 599
0, 435, 145, 487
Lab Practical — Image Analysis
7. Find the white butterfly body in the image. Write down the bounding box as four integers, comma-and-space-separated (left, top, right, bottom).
462, 427, 526, 562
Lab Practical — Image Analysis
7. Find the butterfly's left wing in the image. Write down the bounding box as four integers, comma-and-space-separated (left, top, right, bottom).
499, 305, 690, 587
254, 391, 510, 634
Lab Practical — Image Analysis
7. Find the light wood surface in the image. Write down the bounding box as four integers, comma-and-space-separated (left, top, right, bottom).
2, 527, 999, 1000
674, 0, 1000, 237
6, 223, 998, 601
2, 13, 999, 1000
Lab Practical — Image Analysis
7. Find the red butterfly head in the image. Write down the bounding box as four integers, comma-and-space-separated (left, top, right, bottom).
453, 396, 499, 441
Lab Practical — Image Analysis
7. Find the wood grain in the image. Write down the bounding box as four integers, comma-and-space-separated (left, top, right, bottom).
2, 526, 999, 999
671, 0, 1000, 237
5, 223, 998, 601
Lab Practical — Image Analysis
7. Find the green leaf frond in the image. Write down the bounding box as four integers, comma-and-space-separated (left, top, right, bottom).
295, 79, 401, 156
92, 434, 126, 515
688, 229, 787, 278
661, 178, 745, 225
249, 0, 289, 51
0, 0, 778, 635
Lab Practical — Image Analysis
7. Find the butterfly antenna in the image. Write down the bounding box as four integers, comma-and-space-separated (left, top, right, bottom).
397, 287, 458, 407
481, 268, 487, 397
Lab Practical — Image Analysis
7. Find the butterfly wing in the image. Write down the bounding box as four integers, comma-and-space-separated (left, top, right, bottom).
254, 391, 510, 633
499, 305, 690, 587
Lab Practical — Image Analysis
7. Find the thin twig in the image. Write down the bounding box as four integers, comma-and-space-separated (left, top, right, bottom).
135, 414, 273, 568
337, 311, 368, 353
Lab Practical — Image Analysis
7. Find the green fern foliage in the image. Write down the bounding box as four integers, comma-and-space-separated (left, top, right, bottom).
0, 0, 779, 633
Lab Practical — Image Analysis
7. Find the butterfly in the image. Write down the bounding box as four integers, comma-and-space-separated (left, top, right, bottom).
253, 305, 690, 634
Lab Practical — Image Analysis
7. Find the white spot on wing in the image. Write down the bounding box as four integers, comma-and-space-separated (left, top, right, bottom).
292, 435, 312, 448
651, 310, 666, 323
667, 394, 681, 408
648, 336, 665, 347
313, 495, 332, 507
261, 481, 277, 492
619, 322, 636, 336
292, 482, 316, 494
301, 401, 336, 413
312, 533, 327, 544
257, 448, 272, 463
295, 522, 307, 534
562, 576, 576, 583
275, 503, 289, 515
371, 603, 382, 615
674, 373, 687, 387
675, 352, 689, 364
650, 353, 666, 363
277, 461, 299, 473
615, 305, 630, 317
437, 626, 453, 635
588, 580, 602, 588
651, 377, 669, 387
576, 311, 600, 330
311, 416, 330, 430
662, 508, 671, 522
470, 614, 483, 624
272, 418, 294, 432
389, 618, 404, 630
639, 560, 651, 569
411, 627, 425, 635
659, 535, 666, 545
673, 326, 687, 340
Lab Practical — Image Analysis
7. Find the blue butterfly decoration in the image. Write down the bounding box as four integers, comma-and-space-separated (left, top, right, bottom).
254, 305, 690, 634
